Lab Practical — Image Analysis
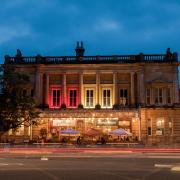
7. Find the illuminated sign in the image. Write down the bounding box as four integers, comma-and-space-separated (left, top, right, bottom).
119, 121, 130, 127
52, 119, 75, 126
96, 119, 118, 126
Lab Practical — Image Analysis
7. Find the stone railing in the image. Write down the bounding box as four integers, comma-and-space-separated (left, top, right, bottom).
4, 53, 178, 64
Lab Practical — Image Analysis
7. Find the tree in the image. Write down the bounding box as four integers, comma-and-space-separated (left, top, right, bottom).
0, 64, 40, 136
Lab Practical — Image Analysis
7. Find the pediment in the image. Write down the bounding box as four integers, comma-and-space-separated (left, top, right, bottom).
147, 78, 171, 84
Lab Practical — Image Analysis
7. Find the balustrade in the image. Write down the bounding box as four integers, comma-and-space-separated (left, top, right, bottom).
5, 53, 177, 64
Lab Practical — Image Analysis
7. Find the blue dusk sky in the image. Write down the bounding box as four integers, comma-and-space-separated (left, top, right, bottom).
0, 0, 180, 63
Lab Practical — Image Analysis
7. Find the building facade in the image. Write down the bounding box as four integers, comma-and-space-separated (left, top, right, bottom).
2, 43, 180, 145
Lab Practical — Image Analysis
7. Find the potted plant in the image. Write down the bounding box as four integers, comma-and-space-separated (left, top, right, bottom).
113, 104, 120, 110
78, 104, 84, 109
61, 103, 66, 110
95, 104, 101, 110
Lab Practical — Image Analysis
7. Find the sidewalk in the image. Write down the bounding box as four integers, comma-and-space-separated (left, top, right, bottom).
1, 144, 180, 154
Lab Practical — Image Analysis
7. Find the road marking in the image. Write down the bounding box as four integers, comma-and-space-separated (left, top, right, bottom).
0, 163, 9, 166
154, 164, 173, 168
171, 166, 180, 172
0, 163, 24, 166
41, 157, 49, 161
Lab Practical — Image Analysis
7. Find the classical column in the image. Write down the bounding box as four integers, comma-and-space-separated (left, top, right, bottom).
96, 72, 100, 104
130, 72, 135, 105
79, 73, 83, 105
63, 73, 67, 104
173, 68, 179, 103
138, 71, 145, 105
35, 69, 42, 104
45, 73, 49, 105
113, 72, 117, 105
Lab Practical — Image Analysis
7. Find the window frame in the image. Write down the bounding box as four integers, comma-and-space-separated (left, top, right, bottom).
166, 88, 171, 104
154, 88, 163, 105
119, 88, 128, 106
85, 88, 94, 108
50, 88, 62, 108
146, 88, 151, 105
102, 88, 112, 108
147, 118, 152, 136
156, 117, 165, 136
67, 88, 79, 108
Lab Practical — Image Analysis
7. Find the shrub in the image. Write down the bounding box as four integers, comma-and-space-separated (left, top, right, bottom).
95, 104, 101, 110
61, 103, 66, 110
113, 104, 120, 110
78, 104, 84, 109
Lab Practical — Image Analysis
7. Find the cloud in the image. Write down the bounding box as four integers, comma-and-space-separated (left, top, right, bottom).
0, 24, 31, 44
93, 18, 121, 32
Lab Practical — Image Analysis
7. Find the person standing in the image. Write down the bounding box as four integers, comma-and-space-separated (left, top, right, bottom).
77, 136, 81, 145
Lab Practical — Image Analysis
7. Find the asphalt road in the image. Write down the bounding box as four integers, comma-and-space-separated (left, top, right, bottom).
0, 153, 180, 180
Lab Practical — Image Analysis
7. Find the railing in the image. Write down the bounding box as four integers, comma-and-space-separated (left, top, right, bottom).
5, 53, 178, 64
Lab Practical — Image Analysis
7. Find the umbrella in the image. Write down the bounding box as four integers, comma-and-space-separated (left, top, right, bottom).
109, 128, 132, 136
60, 128, 80, 136
83, 128, 103, 136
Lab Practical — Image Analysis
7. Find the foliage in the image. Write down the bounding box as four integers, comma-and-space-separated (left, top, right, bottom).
95, 104, 101, 110
40, 128, 47, 139
78, 104, 84, 109
113, 104, 120, 110
0, 64, 40, 134
60, 103, 66, 110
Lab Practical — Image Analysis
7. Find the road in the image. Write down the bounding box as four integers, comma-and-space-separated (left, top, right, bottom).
0, 152, 180, 180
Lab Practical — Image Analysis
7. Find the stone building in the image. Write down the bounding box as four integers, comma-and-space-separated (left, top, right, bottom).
2, 43, 180, 145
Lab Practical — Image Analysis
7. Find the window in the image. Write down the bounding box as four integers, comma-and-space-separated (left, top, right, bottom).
51, 89, 61, 107
31, 89, 34, 97
166, 88, 171, 104
168, 118, 173, 135
156, 118, 164, 135
119, 89, 128, 106
154, 88, 163, 104
16, 125, 24, 136
69, 90, 77, 107
102, 89, 111, 107
147, 118, 152, 136
146, 88, 151, 105
85, 89, 94, 107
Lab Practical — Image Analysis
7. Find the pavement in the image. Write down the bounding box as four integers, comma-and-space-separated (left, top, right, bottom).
0, 151, 180, 180
1, 145, 180, 154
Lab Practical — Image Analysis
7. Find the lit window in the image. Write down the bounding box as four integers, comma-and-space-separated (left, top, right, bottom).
16, 125, 24, 136
147, 118, 152, 136
154, 88, 163, 104
166, 88, 171, 104
102, 89, 111, 107
69, 89, 77, 107
85, 89, 94, 107
51, 89, 61, 107
146, 88, 151, 105
156, 118, 164, 135
119, 89, 128, 106
168, 118, 173, 135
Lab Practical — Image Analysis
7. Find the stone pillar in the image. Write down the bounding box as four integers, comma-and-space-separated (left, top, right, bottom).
138, 71, 145, 105
35, 69, 42, 104
113, 72, 117, 105
96, 72, 100, 104
131, 72, 135, 105
63, 73, 67, 104
79, 73, 83, 104
173, 68, 179, 103
45, 73, 49, 105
